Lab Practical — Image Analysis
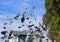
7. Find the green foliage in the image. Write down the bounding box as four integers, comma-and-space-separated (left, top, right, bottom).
43, 0, 60, 41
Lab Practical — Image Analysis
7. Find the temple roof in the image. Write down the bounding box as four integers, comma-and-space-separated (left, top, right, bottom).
8, 30, 40, 37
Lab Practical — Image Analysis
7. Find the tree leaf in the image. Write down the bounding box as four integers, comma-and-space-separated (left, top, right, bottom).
21, 14, 25, 23
18, 26, 21, 28
28, 12, 32, 16
26, 18, 29, 20
28, 24, 34, 27
1, 31, 7, 35
3, 27, 6, 29
4, 23, 7, 25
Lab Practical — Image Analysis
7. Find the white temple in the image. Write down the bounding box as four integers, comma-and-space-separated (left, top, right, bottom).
5, 30, 43, 42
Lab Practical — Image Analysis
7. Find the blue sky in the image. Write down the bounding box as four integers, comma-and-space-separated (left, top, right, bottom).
0, 0, 47, 42
0, 0, 46, 22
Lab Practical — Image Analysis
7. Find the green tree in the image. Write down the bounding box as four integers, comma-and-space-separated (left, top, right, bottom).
43, 0, 60, 42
